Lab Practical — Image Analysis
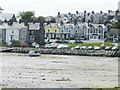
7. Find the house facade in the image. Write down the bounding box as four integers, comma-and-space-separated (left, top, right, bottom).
60, 24, 73, 40
44, 23, 60, 42
107, 29, 120, 42
27, 23, 45, 46
0, 22, 27, 45
83, 23, 107, 41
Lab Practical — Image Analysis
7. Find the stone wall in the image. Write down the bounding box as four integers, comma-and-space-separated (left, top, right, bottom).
12, 47, 120, 57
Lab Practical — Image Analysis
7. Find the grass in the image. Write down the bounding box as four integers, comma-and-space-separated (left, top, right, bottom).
64, 43, 113, 48
118, 45, 120, 49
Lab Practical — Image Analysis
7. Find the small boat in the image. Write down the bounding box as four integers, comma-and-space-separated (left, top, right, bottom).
0, 48, 14, 52
28, 50, 40, 57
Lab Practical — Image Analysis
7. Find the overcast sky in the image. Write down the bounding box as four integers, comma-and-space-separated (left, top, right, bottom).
0, 0, 120, 17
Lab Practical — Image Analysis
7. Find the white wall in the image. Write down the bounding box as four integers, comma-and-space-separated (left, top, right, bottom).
6, 29, 19, 45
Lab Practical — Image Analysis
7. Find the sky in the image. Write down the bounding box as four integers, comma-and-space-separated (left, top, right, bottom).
0, 0, 120, 17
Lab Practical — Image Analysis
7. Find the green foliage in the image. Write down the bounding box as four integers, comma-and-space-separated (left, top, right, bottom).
65, 43, 113, 48
111, 22, 120, 29
0, 39, 6, 46
18, 11, 35, 23
49, 17, 55, 23
33, 16, 45, 23
11, 40, 21, 47
0, 40, 2, 46
66, 37, 75, 40
118, 45, 120, 49
55, 37, 60, 39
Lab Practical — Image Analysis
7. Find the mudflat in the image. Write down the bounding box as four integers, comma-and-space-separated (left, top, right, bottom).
0, 53, 118, 88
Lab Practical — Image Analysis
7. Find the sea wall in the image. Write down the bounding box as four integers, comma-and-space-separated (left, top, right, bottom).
12, 47, 120, 57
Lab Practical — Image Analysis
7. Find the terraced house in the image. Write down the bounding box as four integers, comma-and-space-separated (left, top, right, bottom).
28, 23, 45, 46
44, 23, 60, 42
107, 29, 120, 42
85, 24, 108, 40
59, 23, 85, 41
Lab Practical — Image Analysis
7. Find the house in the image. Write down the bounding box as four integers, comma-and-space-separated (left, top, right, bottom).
83, 23, 107, 41
107, 29, 120, 42
59, 24, 74, 41
56, 12, 76, 24
0, 22, 27, 45
74, 23, 85, 41
44, 23, 60, 42
28, 23, 45, 46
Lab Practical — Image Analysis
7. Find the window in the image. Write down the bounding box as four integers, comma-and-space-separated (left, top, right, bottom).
55, 29, 57, 33
12, 30, 14, 33
29, 35, 34, 41
83, 26, 84, 29
46, 34, 48, 37
10, 36, 13, 42
48, 29, 50, 32
114, 34, 117, 38
30, 31, 34, 35
76, 30, 77, 33
54, 34, 56, 38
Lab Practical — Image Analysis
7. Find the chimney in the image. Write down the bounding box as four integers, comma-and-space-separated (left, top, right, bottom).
108, 10, 111, 13
58, 12, 60, 15
100, 11, 102, 14
84, 10, 86, 13
76, 11, 79, 14
92, 11, 94, 14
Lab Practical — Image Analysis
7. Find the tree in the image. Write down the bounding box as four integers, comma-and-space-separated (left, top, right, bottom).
112, 22, 120, 29
11, 40, 21, 47
49, 17, 55, 23
33, 16, 45, 23
18, 11, 35, 23
37, 16, 45, 23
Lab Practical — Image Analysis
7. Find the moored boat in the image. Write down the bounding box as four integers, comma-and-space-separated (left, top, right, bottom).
28, 50, 40, 57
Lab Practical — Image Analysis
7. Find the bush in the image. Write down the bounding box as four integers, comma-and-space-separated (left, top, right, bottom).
11, 40, 21, 47
66, 37, 75, 40
55, 37, 60, 40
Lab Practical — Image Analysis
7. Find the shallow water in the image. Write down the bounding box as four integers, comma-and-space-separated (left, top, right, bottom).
0, 53, 119, 88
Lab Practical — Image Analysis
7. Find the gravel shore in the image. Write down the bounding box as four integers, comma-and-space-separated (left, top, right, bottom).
0, 53, 119, 88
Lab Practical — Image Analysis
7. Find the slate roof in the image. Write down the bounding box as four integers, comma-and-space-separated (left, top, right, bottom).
28, 23, 40, 30
0, 13, 14, 21
108, 29, 120, 34
0, 22, 27, 30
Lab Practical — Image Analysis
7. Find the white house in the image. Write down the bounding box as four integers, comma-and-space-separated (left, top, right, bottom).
6, 29, 19, 45
83, 23, 107, 41
4, 22, 26, 45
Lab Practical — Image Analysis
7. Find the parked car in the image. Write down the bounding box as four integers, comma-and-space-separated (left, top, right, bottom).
87, 46, 94, 50
105, 46, 112, 50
